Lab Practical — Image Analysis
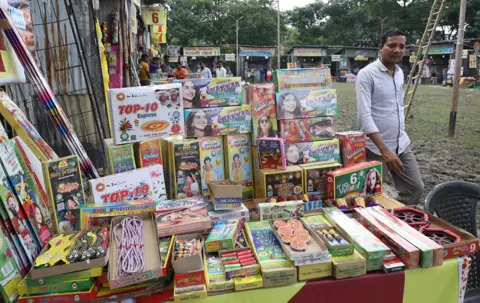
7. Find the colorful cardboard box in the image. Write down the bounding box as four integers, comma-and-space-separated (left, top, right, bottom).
42, 155, 85, 234
18, 277, 95, 296
276, 89, 338, 119
224, 135, 253, 201
332, 251, 367, 279
207, 181, 243, 210
156, 202, 211, 237
173, 284, 207, 303
18, 280, 101, 303
285, 139, 340, 166
89, 164, 166, 203
168, 139, 202, 199
258, 201, 304, 220
184, 106, 252, 137
234, 273, 263, 291
135, 138, 163, 168
335, 131, 366, 167
104, 138, 136, 174
205, 219, 239, 253
25, 267, 104, 287
199, 137, 225, 196
279, 117, 335, 143
108, 84, 184, 144
300, 161, 342, 197
249, 83, 278, 144
176, 77, 243, 108
0, 228, 20, 302
159, 236, 175, 277
273, 68, 332, 92
207, 203, 250, 227
257, 137, 286, 170
326, 161, 383, 199
323, 207, 391, 271
255, 166, 303, 199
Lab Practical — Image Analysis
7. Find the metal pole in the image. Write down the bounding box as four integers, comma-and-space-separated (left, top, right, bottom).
448, 0, 467, 137
235, 16, 243, 77
277, 0, 281, 69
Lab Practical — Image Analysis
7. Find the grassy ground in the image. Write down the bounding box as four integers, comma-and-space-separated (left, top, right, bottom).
334, 83, 480, 204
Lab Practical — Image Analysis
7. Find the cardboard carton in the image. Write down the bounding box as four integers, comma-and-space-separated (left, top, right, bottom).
297, 262, 332, 281
174, 270, 206, 288
104, 138, 136, 174
135, 138, 163, 168
108, 212, 163, 289
335, 131, 366, 167
207, 181, 243, 210
18, 276, 94, 296
200, 137, 225, 196
332, 251, 366, 279
255, 166, 303, 199
285, 140, 340, 166
18, 280, 101, 303
207, 203, 250, 228
25, 267, 104, 287
279, 117, 335, 143
184, 106, 252, 137
173, 284, 207, 303
258, 201, 304, 220
300, 161, 342, 197
273, 68, 332, 92
224, 134, 254, 202
234, 273, 263, 291
276, 89, 338, 119
205, 219, 239, 253
171, 233, 204, 274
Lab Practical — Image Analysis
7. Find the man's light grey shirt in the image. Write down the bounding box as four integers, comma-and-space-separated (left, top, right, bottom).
356, 59, 410, 155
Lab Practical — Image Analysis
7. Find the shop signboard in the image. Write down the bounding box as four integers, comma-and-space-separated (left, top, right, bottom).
142, 7, 167, 25
225, 54, 235, 61
293, 48, 327, 57
469, 55, 477, 69
462, 50, 469, 59
426, 44, 454, 55
167, 45, 181, 57
150, 25, 166, 44
239, 47, 275, 57
331, 55, 341, 62
184, 47, 221, 57
339, 57, 348, 69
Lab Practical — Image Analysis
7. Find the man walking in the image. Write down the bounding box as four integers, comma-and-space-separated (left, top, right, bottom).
215, 61, 227, 78
356, 28, 424, 205
197, 61, 212, 79
138, 54, 150, 86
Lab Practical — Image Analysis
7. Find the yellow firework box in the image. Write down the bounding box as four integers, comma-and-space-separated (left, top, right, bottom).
224, 134, 253, 202
104, 138, 136, 174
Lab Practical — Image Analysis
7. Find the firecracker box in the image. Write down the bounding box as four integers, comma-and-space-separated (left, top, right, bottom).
273, 68, 332, 92
335, 131, 366, 167
255, 165, 304, 199
89, 164, 167, 203
171, 233, 205, 274
80, 199, 156, 230
310, 226, 355, 257
174, 270, 206, 288
257, 137, 287, 170
108, 212, 163, 289
354, 207, 420, 269
259, 201, 304, 220
234, 273, 263, 291
205, 219, 239, 253
367, 207, 443, 268
297, 261, 332, 281
184, 106, 252, 137
203, 251, 235, 294
207, 203, 250, 227
104, 138, 136, 174
249, 83, 278, 145
412, 206, 479, 259
285, 140, 341, 166
159, 236, 175, 277
279, 117, 334, 143
323, 207, 391, 271
176, 77, 243, 108
244, 221, 297, 288
224, 135, 254, 201
332, 251, 367, 279
159, 135, 183, 199
218, 247, 261, 280
156, 202, 211, 237
25, 267, 104, 288
108, 84, 184, 144
18, 280, 101, 303
207, 181, 243, 210
155, 198, 205, 214
18, 276, 95, 296
275, 89, 338, 119
168, 138, 202, 200
42, 155, 85, 234
135, 138, 163, 168
200, 137, 225, 196
326, 161, 383, 199
173, 284, 207, 303
1, 273, 21, 303
300, 161, 342, 197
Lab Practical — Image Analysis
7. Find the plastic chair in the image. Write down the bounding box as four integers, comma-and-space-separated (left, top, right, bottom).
425, 180, 480, 301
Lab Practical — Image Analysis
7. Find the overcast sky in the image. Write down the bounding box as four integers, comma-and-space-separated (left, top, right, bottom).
279, 0, 320, 11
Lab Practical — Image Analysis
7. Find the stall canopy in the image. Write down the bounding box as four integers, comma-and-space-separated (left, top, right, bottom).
288, 46, 328, 57
183, 46, 221, 57
239, 46, 275, 57
341, 47, 378, 61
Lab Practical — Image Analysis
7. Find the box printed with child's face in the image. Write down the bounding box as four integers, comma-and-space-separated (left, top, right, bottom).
224, 135, 253, 201
199, 137, 224, 196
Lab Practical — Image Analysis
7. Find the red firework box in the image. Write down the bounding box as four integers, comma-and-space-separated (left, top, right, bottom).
367, 207, 443, 268
249, 83, 279, 145
354, 207, 420, 269
18, 280, 101, 303
335, 131, 366, 167
279, 117, 335, 143
174, 270, 206, 288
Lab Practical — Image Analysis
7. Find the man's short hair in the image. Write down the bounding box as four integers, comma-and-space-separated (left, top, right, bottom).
217, 60, 223, 64
380, 28, 406, 46
141, 54, 148, 61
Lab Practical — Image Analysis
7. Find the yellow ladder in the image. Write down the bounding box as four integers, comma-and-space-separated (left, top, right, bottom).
404, 0, 446, 118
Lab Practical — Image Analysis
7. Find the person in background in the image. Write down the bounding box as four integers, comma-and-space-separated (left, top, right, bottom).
215, 61, 227, 78
139, 54, 150, 86
161, 57, 172, 77
255, 69, 261, 82
197, 61, 212, 79
356, 28, 424, 205
260, 67, 266, 82
149, 57, 160, 74
265, 63, 273, 81
174, 64, 188, 80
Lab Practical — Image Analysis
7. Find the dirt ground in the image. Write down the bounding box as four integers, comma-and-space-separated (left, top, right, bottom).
334, 83, 480, 205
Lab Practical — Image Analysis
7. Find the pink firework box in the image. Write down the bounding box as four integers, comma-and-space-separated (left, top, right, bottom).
108, 84, 184, 144
256, 137, 287, 170
89, 164, 167, 203
279, 117, 335, 143
155, 202, 211, 237
335, 131, 366, 167
369, 207, 443, 267
354, 207, 420, 269
249, 84, 279, 145
275, 89, 338, 119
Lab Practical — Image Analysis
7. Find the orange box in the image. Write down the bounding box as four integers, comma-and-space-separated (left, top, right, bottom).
174, 270, 206, 288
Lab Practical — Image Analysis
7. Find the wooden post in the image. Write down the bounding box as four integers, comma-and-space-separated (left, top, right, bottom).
448, 0, 467, 137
